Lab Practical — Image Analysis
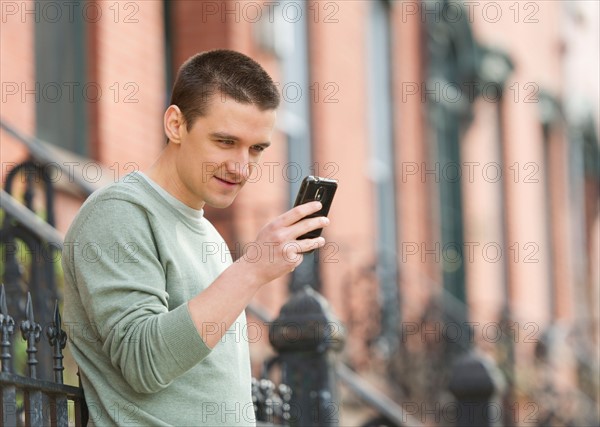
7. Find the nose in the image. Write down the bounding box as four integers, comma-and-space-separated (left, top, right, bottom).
224, 150, 251, 180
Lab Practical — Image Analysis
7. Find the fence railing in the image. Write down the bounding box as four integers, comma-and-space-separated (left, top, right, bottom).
0, 285, 88, 426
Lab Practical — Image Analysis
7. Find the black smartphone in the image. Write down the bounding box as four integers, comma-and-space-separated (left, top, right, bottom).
293, 176, 338, 240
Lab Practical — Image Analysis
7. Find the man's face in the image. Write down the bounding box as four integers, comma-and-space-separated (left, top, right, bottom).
173, 95, 276, 209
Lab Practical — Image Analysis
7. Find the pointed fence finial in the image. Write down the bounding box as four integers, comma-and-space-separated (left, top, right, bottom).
25, 292, 34, 322
1, 283, 9, 315
0, 284, 16, 373
20, 292, 42, 379
47, 299, 67, 383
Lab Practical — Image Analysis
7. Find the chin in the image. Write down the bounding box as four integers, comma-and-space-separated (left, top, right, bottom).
206, 198, 236, 209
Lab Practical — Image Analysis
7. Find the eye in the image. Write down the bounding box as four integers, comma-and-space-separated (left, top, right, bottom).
251, 145, 266, 152
218, 140, 235, 146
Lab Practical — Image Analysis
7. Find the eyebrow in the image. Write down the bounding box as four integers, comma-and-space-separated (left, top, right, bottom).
210, 132, 271, 148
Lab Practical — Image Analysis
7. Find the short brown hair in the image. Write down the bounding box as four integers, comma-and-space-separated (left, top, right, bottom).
169, 50, 280, 130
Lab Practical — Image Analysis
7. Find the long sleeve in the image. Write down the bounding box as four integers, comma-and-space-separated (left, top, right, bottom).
65, 197, 212, 394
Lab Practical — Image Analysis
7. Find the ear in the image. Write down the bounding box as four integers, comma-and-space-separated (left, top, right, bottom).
164, 105, 185, 144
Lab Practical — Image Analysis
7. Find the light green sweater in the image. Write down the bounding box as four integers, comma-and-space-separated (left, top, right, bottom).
62, 172, 255, 426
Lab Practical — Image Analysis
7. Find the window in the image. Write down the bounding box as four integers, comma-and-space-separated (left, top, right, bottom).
34, 0, 88, 155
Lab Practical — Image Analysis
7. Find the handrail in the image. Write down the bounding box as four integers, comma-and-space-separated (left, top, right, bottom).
0, 188, 64, 249
1, 120, 100, 196
336, 364, 421, 427
246, 302, 273, 324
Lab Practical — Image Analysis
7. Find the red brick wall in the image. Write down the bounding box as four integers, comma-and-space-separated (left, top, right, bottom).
0, 0, 35, 180
95, 0, 166, 176
171, 1, 230, 69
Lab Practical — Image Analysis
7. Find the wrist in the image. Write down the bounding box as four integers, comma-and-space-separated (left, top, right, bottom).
231, 257, 266, 290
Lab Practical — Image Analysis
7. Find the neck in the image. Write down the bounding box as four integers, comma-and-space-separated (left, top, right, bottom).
146, 145, 205, 210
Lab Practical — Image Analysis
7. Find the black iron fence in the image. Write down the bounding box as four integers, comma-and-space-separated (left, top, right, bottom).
0, 286, 88, 426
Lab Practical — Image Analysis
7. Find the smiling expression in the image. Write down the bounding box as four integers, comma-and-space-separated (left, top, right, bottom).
167, 95, 277, 210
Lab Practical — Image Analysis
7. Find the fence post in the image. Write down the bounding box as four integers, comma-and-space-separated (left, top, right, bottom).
47, 300, 68, 425
448, 350, 505, 427
20, 293, 44, 426
1, 285, 17, 427
269, 285, 345, 427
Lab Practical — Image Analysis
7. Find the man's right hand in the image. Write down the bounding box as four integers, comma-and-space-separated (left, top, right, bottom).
189, 201, 330, 348
239, 200, 329, 285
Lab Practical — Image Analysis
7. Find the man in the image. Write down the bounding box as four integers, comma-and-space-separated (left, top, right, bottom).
62, 50, 329, 426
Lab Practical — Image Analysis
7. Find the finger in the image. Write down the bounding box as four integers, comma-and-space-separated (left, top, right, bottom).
294, 237, 326, 254
276, 201, 323, 226
288, 215, 329, 240
282, 242, 305, 264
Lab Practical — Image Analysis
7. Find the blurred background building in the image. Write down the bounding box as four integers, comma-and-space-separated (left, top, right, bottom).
1, 0, 599, 425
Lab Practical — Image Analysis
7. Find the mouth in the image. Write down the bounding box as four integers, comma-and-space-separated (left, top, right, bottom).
214, 176, 242, 187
